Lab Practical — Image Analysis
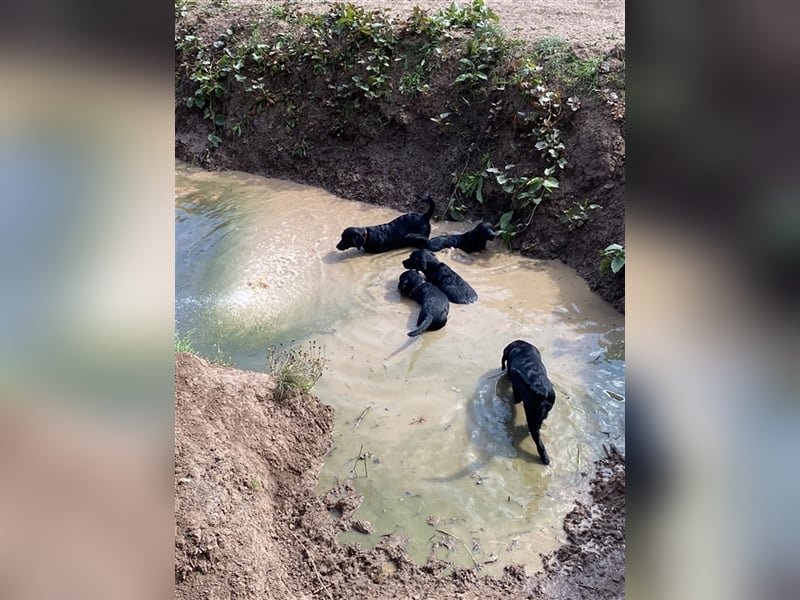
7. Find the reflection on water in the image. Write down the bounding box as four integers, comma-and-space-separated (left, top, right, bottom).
175, 161, 625, 575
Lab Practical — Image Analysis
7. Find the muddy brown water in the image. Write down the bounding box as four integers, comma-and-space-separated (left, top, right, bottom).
175, 161, 625, 575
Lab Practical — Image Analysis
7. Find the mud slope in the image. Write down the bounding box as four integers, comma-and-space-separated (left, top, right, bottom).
175, 353, 625, 599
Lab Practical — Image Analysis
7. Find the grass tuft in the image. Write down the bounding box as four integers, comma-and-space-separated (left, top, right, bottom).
530, 36, 603, 93
175, 331, 196, 354
267, 340, 328, 401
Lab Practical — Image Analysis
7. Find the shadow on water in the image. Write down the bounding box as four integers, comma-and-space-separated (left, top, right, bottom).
425, 368, 545, 485
321, 249, 355, 264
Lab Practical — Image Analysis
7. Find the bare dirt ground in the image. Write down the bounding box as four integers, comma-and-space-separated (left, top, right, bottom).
175, 353, 625, 599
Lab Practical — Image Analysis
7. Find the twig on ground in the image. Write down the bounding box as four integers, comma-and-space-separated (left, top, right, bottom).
435, 528, 478, 568
289, 530, 333, 600
349, 443, 369, 478
353, 405, 372, 431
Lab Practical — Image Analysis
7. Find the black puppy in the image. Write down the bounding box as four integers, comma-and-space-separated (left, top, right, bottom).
402, 249, 478, 304
397, 270, 449, 337
336, 194, 434, 253
427, 221, 496, 253
501, 340, 556, 465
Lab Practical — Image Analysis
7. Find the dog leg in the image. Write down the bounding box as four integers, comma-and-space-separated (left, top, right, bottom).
523, 400, 550, 465
405, 234, 430, 249
532, 430, 550, 465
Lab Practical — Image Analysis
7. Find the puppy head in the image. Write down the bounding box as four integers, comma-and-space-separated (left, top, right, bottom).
402, 248, 436, 271
477, 222, 497, 241
501, 339, 539, 369
397, 269, 426, 296
336, 227, 365, 251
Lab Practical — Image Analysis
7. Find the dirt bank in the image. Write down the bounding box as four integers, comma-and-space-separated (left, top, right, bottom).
175, 353, 625, 599
175, 0, 625, 312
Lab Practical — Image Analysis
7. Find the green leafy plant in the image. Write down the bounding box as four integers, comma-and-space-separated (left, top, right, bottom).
494, 210, 518, 246
439, 0, 499, 28
446, 198, 468, 221
452, 5, 504, 90
534, 127, 567, 170
267, 340, 328, 401
455, 56, 491, 84
560, 200, 601, 230
176, 0, 581, 175
451, 153, 493, 206
291, 137, 313, 158
207, 133, 222, 148
453, 169, 486, 203
485, 162, 560, 227
599, 243, 625, 274
399, 67, 431, 97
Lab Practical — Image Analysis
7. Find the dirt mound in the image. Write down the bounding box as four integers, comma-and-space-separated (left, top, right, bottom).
175, 353, 625, 599
175, 352, 334, 598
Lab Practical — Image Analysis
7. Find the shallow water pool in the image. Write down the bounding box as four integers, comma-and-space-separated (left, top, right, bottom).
175, 161, 625, 575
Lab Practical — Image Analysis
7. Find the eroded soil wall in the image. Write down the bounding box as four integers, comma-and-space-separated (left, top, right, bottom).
175, 1, 625, 311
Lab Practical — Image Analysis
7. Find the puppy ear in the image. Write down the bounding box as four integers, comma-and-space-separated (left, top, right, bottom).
354, 231, 365, 249
501, 346, 510, 370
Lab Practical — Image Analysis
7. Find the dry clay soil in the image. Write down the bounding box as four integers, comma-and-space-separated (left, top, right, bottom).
176, 2, 625, 599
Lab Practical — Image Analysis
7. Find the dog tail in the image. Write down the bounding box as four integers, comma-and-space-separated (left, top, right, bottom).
408, 313, 433, 337
416, 192, 435, 221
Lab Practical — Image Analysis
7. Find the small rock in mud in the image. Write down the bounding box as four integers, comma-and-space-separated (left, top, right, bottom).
351, 519, 374, 534
381, 560, 398, 575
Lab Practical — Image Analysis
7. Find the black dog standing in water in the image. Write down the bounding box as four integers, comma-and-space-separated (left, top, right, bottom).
397, 270, 450, 336
426, 221, 497, 253
336, 194, 434, 253
402, 249, 478, 304
501, 340, 556, 465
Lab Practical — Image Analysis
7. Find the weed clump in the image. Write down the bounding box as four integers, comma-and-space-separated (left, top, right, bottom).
267, 340, 328, 401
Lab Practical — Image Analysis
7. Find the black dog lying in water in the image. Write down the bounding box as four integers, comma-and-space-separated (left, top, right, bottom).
426, 221, 496, 253
397, 270, 450, 336
336, 194, 434, 253
402, 249, 478, 304
501, 340, 556, 465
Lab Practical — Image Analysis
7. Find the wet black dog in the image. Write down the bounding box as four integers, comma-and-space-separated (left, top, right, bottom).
336, 194, 434, 253
426, 222, 496, 253
397, 270, 449, 337
402, 249, 477, 304
501, 340, 556, 465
